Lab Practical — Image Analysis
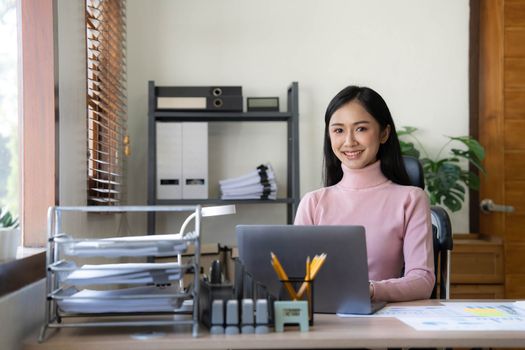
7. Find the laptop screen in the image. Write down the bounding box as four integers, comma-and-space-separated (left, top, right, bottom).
236, 224, 377, 314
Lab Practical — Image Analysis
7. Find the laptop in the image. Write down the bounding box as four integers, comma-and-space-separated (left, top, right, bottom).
236, 225, 386, 315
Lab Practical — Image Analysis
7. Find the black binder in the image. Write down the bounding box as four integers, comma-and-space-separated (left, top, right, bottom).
156, 85, 242, 97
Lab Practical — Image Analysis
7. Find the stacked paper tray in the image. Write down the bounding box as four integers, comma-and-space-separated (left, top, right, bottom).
52, 285, 190, 314
49, 261, 192, 285
55, 231, 198, 258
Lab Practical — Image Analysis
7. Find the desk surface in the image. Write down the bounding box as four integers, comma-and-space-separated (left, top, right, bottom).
24, 300, 525, 350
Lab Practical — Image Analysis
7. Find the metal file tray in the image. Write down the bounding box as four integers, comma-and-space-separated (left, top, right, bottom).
55, 232, 197, 257
51, 285, 190, 314
48, 260, 193, 285
40, 205, 203, 342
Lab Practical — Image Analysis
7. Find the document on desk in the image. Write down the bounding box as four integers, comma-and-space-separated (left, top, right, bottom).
339, 302, 525, 331
397, 302, 525, 331
515, 300, 525, 310
398, 316, 525, 331
337, 305, 464, 318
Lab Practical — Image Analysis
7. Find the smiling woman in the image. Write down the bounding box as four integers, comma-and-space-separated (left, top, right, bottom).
328, 101, 390, 171
295, 85, 435, 303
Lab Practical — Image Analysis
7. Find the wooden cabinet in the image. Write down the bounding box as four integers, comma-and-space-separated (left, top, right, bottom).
450, 234, 504, 299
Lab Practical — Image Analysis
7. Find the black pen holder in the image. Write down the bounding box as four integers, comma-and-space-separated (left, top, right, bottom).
278, 277, 314, 325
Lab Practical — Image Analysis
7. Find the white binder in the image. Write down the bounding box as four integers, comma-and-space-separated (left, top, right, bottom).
182, 122, 208, 199
156, 122, 208, 200
156, 122, 183, 199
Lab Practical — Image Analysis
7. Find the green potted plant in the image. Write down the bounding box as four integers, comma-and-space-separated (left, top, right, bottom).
0, 207, 20, 260
398, 126, 486, 212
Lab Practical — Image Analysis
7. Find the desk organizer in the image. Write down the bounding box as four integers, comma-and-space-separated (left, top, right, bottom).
39, 205, 203, 342
199, 280, 234, 328
279, 277, 314, 325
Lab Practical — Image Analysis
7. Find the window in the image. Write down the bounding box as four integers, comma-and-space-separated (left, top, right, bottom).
86, 0, 128, 205
0, 0, 18, 217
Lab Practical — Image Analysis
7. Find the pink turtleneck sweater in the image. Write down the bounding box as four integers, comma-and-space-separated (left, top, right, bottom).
294, 161, 435, 302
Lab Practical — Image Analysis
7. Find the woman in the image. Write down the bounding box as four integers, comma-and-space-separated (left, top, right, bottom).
294, 85, 435, 302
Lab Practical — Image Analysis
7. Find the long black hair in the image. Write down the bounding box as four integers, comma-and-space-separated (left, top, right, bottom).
323, 85, 410, 187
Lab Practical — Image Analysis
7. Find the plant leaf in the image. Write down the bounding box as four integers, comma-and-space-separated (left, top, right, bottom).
432, 162, 461, 192
398, 127, 486, 212
400, 140, 420, 158
449, 136, 485, 161
0, 208, 19, 228
460, 171, 480, 190
450, 149, 486, 174
397, 126, 418, 136
443, 195, 463, 212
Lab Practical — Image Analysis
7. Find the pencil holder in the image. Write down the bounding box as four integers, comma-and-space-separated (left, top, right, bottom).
278, 277, 314, 325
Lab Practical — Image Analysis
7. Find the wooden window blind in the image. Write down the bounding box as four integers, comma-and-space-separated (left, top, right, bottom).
86, 0, 128, 205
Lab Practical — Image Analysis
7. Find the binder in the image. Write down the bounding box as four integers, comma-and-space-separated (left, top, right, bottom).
157, 96, 243, 112
182, 123, 208, 199
156, 122, 182, 199
156, 122, 209, 200
156, 86, 242, 97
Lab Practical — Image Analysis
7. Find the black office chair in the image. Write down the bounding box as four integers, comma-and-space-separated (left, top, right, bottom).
403, 156, 453, 300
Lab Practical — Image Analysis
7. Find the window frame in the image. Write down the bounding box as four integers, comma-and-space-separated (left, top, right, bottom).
19, 0, 58, 247
0, 0, 55, 297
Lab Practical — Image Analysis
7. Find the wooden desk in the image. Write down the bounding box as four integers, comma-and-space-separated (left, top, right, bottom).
24, 300, 525, 350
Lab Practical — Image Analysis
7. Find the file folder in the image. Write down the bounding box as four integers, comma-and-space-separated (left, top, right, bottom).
156, 122, 209, 200
156, 122, 183, 199
156, 85, 242, 97
182, 122, 208, 199
157, 96, 243, 112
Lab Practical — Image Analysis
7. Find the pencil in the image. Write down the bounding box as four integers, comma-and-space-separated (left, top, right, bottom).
296, 256, 311, 299
311, 253, 327, 279
270, 252, 297, 300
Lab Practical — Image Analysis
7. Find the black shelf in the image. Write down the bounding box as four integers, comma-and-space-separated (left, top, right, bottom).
155, 198, 294, 206
154, 111, 292, 122
147, 81, 300, 234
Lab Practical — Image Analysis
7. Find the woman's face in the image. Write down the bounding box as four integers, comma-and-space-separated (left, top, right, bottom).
328, 100, 390, 170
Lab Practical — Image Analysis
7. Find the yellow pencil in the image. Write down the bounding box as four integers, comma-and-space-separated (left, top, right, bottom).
297, 256, 311, 299
297, 253, 327, 298
311, 253, 327, 279
270, 252, 297, 300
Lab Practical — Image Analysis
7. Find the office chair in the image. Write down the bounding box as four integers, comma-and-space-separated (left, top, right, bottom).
402, 156, 453, 300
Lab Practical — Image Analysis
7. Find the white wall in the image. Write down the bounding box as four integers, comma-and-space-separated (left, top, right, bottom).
0, 280, 45, 350
127, 0, 470, 243
0, 1, 470, 345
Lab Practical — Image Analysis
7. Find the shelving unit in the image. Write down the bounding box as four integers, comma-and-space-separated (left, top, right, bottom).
147, 81, 300, 235
39, 205, 203, 342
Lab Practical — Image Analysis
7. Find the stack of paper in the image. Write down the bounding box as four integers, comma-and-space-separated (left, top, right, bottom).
59, 232, 197, 257
62, 262, 184, 285
56, 285, 186, 313
219, 164, 277, 200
